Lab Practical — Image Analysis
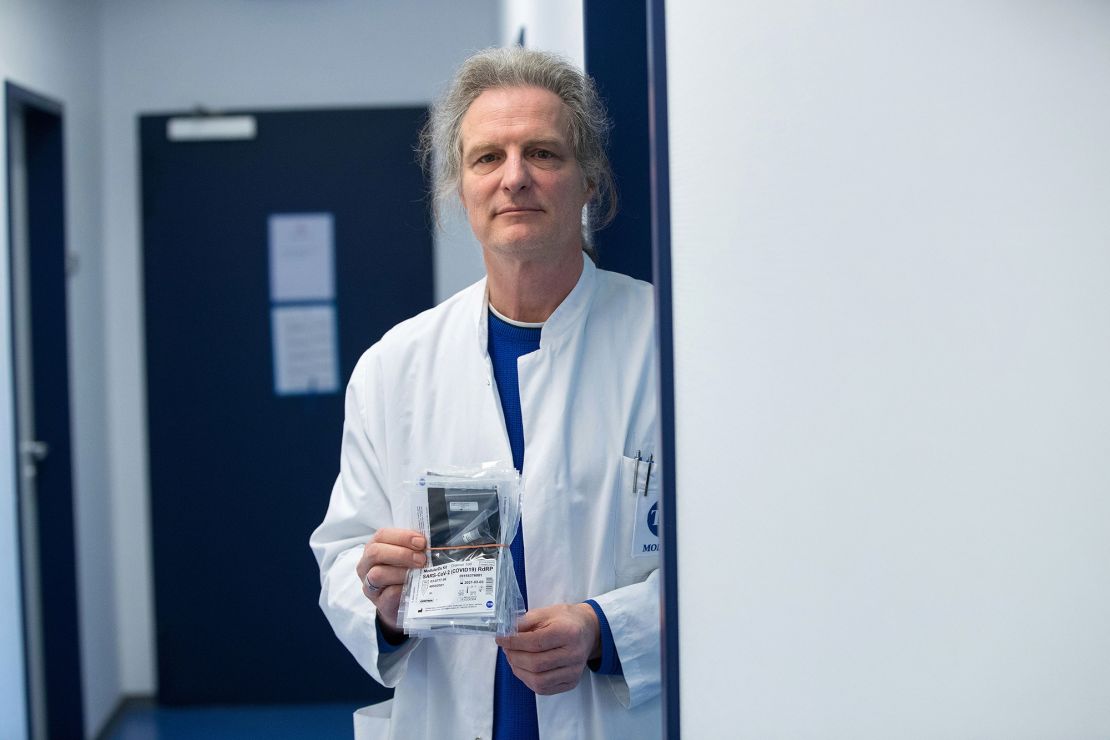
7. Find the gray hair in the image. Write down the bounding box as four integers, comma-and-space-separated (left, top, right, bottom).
419, 46, 617, 257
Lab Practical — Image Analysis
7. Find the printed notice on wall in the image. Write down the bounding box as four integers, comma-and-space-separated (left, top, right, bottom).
271, 305, 339, 395
269, 213, 335, 302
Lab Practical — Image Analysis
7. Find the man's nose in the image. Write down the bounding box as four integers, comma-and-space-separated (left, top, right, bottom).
501, 153, 531, 192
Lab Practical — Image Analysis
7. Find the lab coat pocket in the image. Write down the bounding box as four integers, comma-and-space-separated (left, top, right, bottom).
353, 699, 392, 740
613, 453, 661, 584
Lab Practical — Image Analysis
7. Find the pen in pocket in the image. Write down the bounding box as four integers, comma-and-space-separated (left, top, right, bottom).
632, 450, 641, 494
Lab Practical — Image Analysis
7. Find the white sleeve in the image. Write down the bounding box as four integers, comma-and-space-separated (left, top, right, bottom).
308, 348, 421, 686
590, 569, 661, 709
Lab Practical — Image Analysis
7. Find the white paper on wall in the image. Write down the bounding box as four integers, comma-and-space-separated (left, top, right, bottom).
268, 213, 334, 302
271, 304, 339, 395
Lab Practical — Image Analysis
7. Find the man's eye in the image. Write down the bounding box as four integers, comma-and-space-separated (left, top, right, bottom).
476, 153, 498, 165
533, 149, 554, 160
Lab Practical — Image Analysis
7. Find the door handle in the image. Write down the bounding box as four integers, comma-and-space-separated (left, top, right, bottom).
20, 439, 50, 462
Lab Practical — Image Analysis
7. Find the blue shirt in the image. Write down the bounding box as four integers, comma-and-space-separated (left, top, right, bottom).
486, 311, 543, 740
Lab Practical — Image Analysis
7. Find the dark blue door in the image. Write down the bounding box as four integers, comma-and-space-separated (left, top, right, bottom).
140, 107, 433, 704
7, 81, 84, 740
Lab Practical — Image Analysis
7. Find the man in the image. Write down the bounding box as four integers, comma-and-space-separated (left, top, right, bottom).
311, 46, 661, 739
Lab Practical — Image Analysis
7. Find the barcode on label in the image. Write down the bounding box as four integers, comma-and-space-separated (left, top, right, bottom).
485, 578, 494, 595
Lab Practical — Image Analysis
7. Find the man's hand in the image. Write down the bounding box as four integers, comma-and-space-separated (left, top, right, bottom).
495, 603, 601, 695
356, 528, 426, 637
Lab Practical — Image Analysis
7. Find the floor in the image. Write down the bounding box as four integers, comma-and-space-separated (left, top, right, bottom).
100, 702, 362, 740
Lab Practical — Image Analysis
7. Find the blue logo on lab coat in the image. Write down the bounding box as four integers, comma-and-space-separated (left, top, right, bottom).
486, 600, 494, 609
647, 502, 659, 537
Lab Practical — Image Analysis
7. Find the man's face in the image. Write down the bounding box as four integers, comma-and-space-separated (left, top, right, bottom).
458, 85, 591, 261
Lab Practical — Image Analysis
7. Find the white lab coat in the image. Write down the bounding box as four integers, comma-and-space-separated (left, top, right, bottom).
310, 256, 662, 740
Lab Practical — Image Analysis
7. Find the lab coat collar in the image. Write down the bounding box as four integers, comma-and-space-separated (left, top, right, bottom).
472, 253, 596, 354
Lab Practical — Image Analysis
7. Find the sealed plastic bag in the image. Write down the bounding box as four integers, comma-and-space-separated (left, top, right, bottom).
396, 463, 525, 637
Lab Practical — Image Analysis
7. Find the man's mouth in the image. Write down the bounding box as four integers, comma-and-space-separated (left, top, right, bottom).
496, 206, 543, 215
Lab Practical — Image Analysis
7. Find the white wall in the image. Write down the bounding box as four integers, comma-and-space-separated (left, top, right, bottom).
499, 0, 583, 65
667, 2, 1110, 737
1, 1, 118, 738
98, 0, 498, 696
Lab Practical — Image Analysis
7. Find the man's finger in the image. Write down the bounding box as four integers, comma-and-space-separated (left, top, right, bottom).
371, 528, 426, 550
495, 607, 558, 651
371, 585, 405, 631
365, 564, 411, 589
375, 583, 403, 609
363, 541, 427, 569
509, 663, 583, 696
502, 645, 575, 674
514, 608, 549, 633
497, 630, 550, 653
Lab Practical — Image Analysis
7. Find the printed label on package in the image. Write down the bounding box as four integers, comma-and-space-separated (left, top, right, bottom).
410, 557, 498, 617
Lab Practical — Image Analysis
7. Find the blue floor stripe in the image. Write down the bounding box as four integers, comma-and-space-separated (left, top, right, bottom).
102, 703, 361, 740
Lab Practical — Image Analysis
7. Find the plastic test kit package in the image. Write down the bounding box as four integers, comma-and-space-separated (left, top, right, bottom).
396, 463, 525, 637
